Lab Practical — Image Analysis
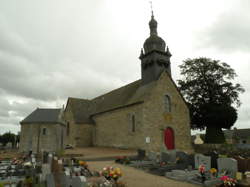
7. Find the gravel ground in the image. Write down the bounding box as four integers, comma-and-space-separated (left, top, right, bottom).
88, 161, 199, 187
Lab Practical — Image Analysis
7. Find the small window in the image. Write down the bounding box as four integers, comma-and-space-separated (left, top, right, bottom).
67, 122, 70, 136
131, 115, 135, 132
164, 95, 171, 112
42, 128, 47, 135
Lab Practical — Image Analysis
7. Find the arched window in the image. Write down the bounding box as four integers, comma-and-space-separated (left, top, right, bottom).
164, 95, 171, 112
131, 115, 135, 132
67, 122, 70, 136
42, 128, 47, 135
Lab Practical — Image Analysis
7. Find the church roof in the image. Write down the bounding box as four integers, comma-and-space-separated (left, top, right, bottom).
65, 98, 94, 124
20, 108, 64, 125
65, 79, 156, 124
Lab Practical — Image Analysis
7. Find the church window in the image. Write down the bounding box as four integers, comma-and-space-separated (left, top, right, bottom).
42, 128, 47, 135
131, 115, 136, 132
67, 122, 70, 136
164, 95, 171, 112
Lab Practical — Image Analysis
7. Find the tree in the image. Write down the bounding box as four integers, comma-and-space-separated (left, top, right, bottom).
0, 132, 16, 146
178, 57, 245, 143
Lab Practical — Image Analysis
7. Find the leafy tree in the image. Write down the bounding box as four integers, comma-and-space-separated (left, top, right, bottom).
178, 57, 244, 143
0, 132, 16, 146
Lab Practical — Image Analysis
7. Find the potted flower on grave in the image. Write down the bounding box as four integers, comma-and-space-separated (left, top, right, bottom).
199, 164, 206, 183
210, 168, 218, 178
79, 160, 88, 169
101, 166, 123, 185
220, 176, 237, 187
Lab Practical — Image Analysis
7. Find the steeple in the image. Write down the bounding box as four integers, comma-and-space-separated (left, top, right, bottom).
149, 11, 157, 35
139, 11, 172, 85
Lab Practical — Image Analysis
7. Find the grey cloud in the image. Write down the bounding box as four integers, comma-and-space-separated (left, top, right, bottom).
196, 1, 250, 52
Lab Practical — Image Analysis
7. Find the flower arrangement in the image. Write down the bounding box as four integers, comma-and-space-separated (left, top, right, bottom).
79, 160, 88, 168
209, 168, 217, 177
220, 176, 237, 186
199, 164, 206, 183
199, 164, 205, 174
101, 166, 122, 181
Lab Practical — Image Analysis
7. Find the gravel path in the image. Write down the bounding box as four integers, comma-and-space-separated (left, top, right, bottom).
88, 161, 199, 187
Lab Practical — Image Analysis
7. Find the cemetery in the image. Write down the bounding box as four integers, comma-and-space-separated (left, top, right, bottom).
0, 145, 250, 186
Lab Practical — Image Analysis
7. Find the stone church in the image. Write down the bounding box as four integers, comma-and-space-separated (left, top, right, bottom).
19, 14, 193, 153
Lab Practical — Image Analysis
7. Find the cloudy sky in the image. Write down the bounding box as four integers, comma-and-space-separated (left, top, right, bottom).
0, 0, 249, 134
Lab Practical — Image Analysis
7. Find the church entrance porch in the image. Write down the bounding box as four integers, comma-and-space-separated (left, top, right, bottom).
164, 127, 175, 150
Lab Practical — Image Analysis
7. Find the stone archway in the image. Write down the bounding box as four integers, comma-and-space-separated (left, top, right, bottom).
164, 127, 175, 150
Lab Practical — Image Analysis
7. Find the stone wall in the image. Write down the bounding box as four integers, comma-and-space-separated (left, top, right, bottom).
19, 123, 66, 153
142, 72, 193, 152
93, 104, 144, 149
63, 107, 94, 147
93, 72, 193, 152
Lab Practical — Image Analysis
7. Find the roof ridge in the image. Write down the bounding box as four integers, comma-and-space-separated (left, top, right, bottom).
91, 79, 141, 101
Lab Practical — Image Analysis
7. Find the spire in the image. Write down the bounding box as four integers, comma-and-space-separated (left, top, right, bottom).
149, 1, 157, 35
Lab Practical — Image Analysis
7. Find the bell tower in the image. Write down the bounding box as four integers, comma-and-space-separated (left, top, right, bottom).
139, 12, 172, 85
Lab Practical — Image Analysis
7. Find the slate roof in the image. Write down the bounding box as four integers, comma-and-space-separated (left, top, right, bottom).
65, 71, 188, 124
20, 108, 64, 125
65, 79, 156, 124
65, 98, 93, 124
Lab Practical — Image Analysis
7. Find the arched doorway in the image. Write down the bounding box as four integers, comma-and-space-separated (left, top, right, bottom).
164, 127, 175, 150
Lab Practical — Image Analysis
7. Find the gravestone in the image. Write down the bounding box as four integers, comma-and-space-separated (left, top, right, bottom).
217, 158, 238, 178
59, 173, 71, 187
72, 176, 87, 187
195, 154, 211, 171
46, 174, 55, 187
42, 164, 51, 181
148, 151, 157, 161
161, 150, 176, 163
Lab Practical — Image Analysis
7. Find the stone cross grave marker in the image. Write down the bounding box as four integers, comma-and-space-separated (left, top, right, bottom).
195, 154, 211, 171
217, 158, 238, 178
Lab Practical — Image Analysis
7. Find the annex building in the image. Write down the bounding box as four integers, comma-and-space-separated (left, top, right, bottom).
19, 14, 193, 153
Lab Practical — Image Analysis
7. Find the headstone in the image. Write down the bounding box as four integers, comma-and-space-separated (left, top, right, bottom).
217, 158, 238, 178
176, 151, 189, 165
46, 174, 55, 187
42, 164, 51, 181
72, 176, 87, 187
195, 154, 211, 171
161, 150, 176, 163
148, 151, 157, 161
59, 173, 71, 187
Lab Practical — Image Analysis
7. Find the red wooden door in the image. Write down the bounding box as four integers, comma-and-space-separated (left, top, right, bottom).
164, 127, 175, 150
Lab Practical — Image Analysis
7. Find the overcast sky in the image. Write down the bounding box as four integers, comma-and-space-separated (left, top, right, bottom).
0, 0, 249, 134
